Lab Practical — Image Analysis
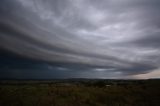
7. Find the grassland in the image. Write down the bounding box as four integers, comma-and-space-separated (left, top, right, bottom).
0, 79, 160, 106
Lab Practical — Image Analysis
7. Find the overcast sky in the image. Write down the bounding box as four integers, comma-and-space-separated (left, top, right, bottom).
0, 0, 160, 79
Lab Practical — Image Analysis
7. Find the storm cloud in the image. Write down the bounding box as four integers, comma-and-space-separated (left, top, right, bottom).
0, 0, 160, 79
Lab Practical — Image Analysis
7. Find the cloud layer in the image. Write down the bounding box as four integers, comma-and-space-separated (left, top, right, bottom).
0, 0, 160, 78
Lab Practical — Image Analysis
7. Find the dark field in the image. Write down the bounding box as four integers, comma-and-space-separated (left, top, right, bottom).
0, 79, 160, 106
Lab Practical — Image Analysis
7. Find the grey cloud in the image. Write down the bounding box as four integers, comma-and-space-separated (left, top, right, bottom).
0, 0, 160, 78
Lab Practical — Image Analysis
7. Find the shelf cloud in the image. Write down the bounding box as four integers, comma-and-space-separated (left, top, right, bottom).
0, 0, 160, 79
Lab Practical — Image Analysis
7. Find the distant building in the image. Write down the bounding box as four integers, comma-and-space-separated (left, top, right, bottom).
105, 85, 111, 87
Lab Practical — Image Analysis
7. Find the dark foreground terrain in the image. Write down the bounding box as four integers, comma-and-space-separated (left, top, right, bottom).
0, 79, 160, 106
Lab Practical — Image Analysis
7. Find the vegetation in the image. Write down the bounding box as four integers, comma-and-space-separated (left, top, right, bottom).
0, 79, 160, 106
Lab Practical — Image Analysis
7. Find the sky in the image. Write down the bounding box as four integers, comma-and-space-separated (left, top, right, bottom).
0, 0, 160, 79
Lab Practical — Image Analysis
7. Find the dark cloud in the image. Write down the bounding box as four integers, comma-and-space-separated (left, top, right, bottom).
0, 0, 160, 79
